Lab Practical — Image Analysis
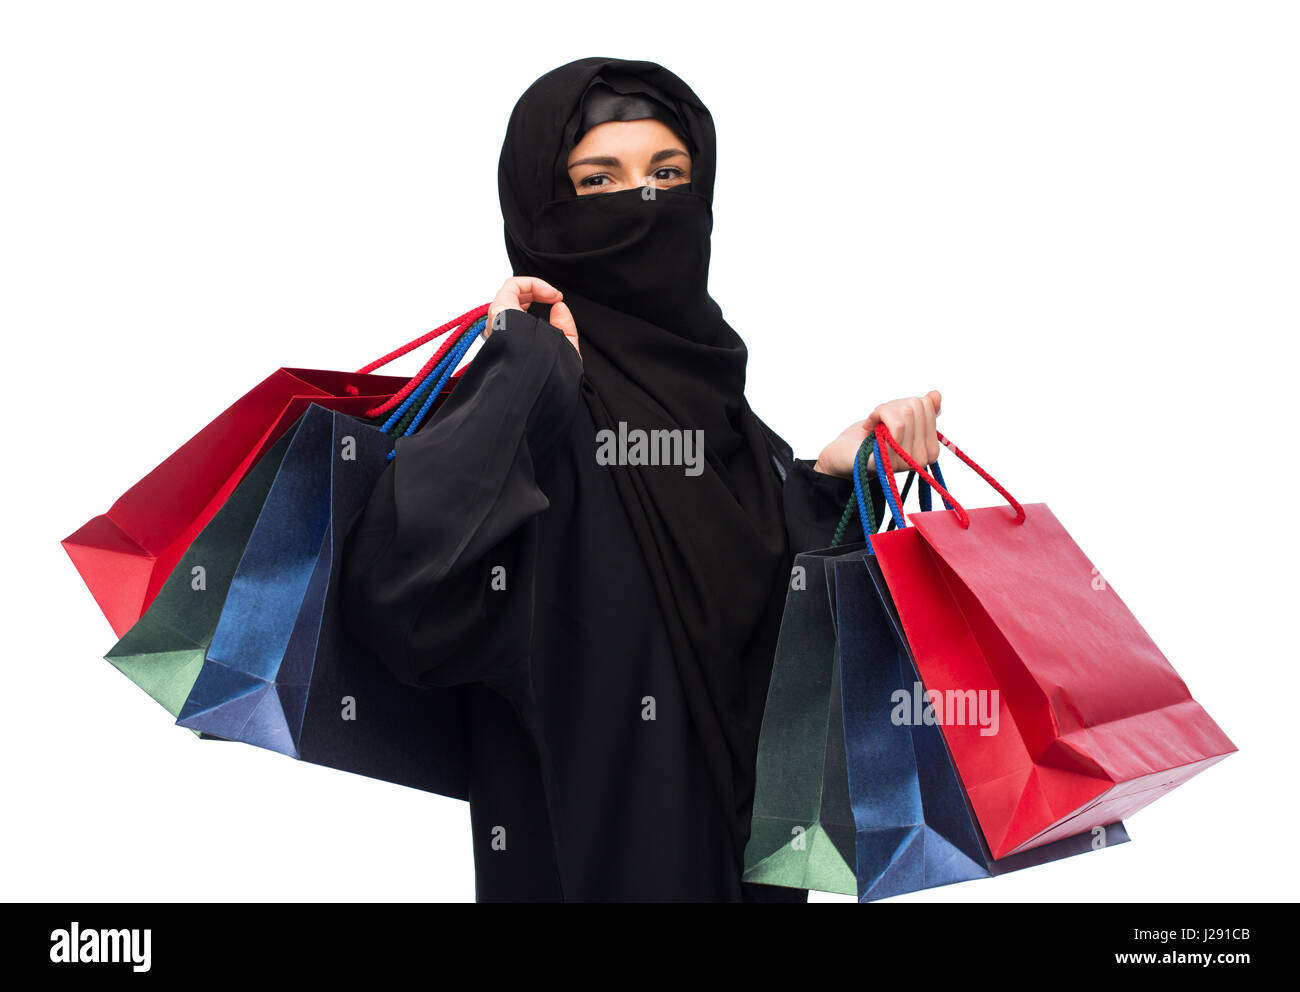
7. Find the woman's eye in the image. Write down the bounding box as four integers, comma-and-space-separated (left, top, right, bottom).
580, 174, 612, 187
651, 167, 686, 182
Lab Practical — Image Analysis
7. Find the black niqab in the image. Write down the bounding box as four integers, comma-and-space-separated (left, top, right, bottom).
497, 57, 791, 862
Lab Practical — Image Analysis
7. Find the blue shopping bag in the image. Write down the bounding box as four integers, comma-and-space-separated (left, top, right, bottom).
176, 401, 469, 799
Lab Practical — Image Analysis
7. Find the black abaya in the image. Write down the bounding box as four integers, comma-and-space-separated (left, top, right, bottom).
339, 307, 882, 901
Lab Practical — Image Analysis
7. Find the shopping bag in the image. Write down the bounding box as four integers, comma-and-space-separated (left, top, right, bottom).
102, 315, 477, 735
742, 545, 860, 894
748, 435, 1128, 900
62, 305, 487, 638
104, 422, 298, 722
835, 544, 1128, 901
866, 423, 1236, 858
743, 460, 952, 893
175, 402, 469, 799
743, 460, 935, 893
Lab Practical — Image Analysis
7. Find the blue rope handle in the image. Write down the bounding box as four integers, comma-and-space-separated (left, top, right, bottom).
872, 434, 953, 534
853, 439, 875, 551
384, 316, 486, 461
401, 317, 483, 436
853, 445, 918, 550
873, 431, 956, 530
378, 316, 483, 434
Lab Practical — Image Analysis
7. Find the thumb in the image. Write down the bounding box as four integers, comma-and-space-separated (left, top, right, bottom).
548, 300, 581, 355
927, 389, 942, 416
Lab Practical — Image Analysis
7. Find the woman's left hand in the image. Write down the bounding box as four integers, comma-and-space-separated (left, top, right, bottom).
813, 390, 943, 479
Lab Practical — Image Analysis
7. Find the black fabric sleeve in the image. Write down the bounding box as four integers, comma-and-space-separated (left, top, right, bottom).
782, 457, 885, 553
751, 411, 886, 553
338, 307, 584, 691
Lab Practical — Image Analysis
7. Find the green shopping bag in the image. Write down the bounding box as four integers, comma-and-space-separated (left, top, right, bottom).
103, 424, 296, 723
744, 457, 920, 894
742, 544, 862, 894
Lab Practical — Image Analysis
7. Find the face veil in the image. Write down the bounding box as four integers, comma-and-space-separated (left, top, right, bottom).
496, 57, 792, 866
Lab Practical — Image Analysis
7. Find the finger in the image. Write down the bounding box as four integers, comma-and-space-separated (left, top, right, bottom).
487, 281, 522, 338
858, 413, 879, 443
927, 389, 942, 417
547, 299, 575, 333
490, 276, 562, 337
548, 300, 581, 353
512, 276, 563, 309
918, 395, 938, 465
494, 277, 524, 310
900, 402, 919, 471
903, 398, 925, 469
880, 404, 911, 473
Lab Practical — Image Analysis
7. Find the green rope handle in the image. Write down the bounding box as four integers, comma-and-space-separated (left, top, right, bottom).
830, 495, 857, 549
829, 435, 923, 546
390, 374, 440, 437
830, 436, 879, 547
357, 364, 446, 436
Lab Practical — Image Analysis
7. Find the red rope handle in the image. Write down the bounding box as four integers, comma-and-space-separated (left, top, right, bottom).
362, 314, 474, 420
874, 422, 1028, 528
934, 430, 1025, 523
356, 303, 490, 420
875, 423, 971, 529
354, 304, 490, 374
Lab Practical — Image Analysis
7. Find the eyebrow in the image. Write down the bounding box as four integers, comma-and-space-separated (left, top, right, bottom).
566, 147, 689, 170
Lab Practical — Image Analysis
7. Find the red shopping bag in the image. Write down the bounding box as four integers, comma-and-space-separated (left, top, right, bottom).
62, 305, 488, 638
867, 424, 1235, 859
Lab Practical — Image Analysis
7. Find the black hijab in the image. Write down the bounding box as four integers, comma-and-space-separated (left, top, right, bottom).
498, 57, 791, 864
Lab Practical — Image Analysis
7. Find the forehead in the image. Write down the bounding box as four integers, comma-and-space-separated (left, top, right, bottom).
566, 118, 691, 164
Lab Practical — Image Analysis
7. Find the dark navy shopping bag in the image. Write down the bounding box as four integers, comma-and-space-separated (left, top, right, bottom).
176, 401, 468, 799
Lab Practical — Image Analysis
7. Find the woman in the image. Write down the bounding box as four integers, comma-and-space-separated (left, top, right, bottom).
339, 56, 942, 902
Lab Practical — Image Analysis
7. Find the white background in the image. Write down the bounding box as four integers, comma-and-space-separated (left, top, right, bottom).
2, 1, 1294, 903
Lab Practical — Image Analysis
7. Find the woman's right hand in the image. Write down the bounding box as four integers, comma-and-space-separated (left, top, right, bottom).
486, 276, 581, 359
